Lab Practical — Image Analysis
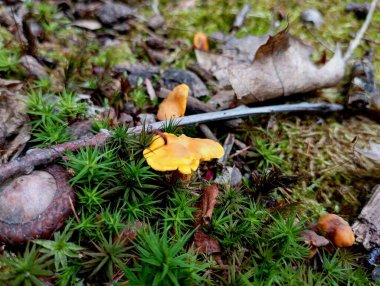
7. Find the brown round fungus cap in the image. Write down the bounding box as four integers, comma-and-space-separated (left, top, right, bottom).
317, 213, 355, 248
0, 165, 75, 245
157, 84, 189, 121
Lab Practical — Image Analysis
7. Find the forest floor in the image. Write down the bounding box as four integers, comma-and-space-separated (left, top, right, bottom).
0, 0, 380, 285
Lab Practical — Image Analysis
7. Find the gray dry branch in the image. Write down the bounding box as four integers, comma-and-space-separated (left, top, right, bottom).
0, 102, 343, 184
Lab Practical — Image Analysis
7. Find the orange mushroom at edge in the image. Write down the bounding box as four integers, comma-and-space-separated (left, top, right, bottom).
193, 32, 209, 52
157, 84, 189, 121
143, 132, 225, 175
317, 213, 355, 248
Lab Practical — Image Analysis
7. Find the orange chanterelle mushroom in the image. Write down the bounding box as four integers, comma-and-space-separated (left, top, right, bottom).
157, 84, 189, 121
143, 133, 224, 174
317, 213, 355, 248
193, 32, 209, 51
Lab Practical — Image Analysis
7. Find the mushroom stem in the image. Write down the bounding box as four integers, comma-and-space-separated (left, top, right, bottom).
171, 170, 192, 184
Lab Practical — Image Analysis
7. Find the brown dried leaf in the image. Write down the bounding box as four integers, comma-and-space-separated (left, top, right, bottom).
229, 29, 345, 104
115, 221, 144, 245
0, 80, 30, 163
201, 184, 219, 225
196, 29, 344, 104
20, 55, 47, 79
195, 35, 269, 88
194, 229, 221, 254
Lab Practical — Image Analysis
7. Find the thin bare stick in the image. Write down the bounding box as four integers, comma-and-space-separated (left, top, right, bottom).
344, 0, 378, 61
129, 102, 344, 134
69, 196, 80, 223
0, 102, 343, 183
199, 124, 219, 142
232, 3, 251, 32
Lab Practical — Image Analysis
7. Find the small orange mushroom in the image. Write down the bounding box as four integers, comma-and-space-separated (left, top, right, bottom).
193, 32, 209, 51
157, 84, 189, 121
143, 132, 224, 175
317, 213, 355, 247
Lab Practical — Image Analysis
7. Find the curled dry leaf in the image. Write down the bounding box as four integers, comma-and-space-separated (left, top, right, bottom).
0, 79, 30, 163
193, 32, 209, 51
318, 213, 355, 247
201, 184, 219, 225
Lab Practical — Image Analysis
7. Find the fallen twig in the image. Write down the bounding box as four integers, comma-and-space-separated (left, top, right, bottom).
0, 131, 111, 184
0, 102, 343, 183
232, 3, 251, 32
218, 133, 234, 164
343, 0, 378, 61
130, 102, 343, 134
199, 124, 219, 142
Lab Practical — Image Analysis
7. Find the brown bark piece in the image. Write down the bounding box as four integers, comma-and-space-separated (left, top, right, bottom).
353, 185, 380, 250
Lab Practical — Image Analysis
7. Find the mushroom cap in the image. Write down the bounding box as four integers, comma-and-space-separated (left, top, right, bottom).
143, 133, 225, 174
193, 32, 209, 51
157, 84, 189, 121
317, 213, 355, 247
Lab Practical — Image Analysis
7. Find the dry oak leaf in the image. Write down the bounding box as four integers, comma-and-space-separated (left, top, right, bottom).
229, 29, 345, 104
143, 133, 224, 174
157, 84, 189, 121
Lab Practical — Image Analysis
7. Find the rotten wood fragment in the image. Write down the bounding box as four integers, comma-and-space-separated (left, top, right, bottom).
201, 184, 219, 225
346, 51, 378, 109
353, 185, 380, 250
